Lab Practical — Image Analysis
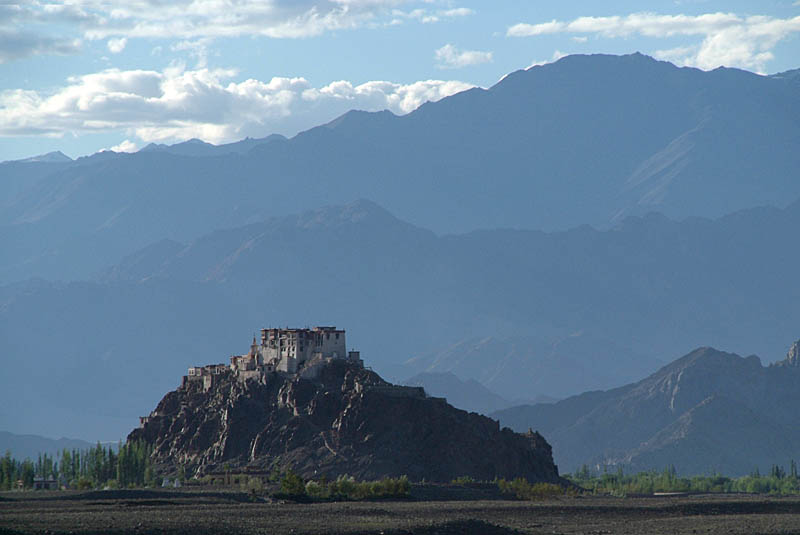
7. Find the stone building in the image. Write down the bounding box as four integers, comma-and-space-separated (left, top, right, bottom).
230, 326, 352, 376
172, 327, 362, 400
182, 363, 229, 391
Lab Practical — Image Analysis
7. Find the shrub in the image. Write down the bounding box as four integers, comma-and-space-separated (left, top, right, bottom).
242, 476, 263, 494
497, 478, 566, 500
75, 477, 93, 490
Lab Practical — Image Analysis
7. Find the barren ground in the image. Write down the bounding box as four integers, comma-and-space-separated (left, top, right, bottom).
3, 488, 800, 534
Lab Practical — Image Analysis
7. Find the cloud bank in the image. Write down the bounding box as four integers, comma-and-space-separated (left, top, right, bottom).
0, 1, 472, 63
508, 12, 800, 72
0, 65, 474, 144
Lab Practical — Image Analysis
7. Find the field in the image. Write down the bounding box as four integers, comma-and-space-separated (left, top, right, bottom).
3, 488, 800, 534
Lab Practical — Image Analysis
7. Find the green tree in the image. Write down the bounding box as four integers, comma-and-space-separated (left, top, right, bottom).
280, 470, 306, 496
21, 460, 35, 489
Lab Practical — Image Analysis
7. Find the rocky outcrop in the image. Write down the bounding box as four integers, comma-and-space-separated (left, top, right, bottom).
129, 360, 561, 483
775, 339, 800, 367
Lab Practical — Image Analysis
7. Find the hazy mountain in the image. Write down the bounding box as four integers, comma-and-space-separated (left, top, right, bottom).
0, 159, 73, 210
771, 68, 800, 83
3, 53, 800, 282
0, 431, 96, 461
8, 151, 73, 164
139, 134, 286, 157
402, 372, 514, 415
493, 341, 800, 476
404, 334, 659, 402
5, 199, 800, 440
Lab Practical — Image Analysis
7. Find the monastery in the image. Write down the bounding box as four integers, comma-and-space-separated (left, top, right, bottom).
182, 326, 363, 390
139, 325, 430, 427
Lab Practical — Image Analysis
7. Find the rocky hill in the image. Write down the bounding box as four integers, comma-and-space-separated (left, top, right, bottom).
493, 341, 800, 476
129, 359, 561, 483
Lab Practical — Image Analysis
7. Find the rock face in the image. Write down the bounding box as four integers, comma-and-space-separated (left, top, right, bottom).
494, 342, 800, 476
129, 360, 561, 483
775, 339, 800, 368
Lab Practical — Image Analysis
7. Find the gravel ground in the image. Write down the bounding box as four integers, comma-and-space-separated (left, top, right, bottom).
2, 489, 800, 534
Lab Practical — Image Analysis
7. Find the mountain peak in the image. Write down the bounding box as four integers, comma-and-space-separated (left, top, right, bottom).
9, 150, 73, 163
292, 199, 408, 231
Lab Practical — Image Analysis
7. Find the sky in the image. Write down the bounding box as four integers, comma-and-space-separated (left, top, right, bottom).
1, 0, 799, 162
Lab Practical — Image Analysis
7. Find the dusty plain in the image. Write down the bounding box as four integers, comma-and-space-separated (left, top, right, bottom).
3, 488, 800, 535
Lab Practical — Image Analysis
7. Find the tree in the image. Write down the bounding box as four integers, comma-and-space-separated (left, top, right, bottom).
21, 460, 34, 488
280, 470, 306, 496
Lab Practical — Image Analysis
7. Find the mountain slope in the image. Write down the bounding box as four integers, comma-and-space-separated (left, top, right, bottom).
3, 53, 800, 282
493, 342, 800, 475
402, 372, 515, 415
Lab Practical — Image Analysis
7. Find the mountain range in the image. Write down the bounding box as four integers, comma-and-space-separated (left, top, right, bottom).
2, 52, 800, 447
3, 53, 800, 282
3, 197, 800, 440
493, 341, 800, 476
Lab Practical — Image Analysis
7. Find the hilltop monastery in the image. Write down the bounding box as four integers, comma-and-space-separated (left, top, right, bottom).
183, 326, 363, 390
139, 325, 430, 428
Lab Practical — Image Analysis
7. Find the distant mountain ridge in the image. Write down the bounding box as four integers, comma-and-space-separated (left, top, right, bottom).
5, 151, 72, 164
3, 53, 800, 282
493, 341, 800, 476
402, 372, 515, 415
0, 431, 97, 460
5, 198, 800, 439
139, 134, 286, 157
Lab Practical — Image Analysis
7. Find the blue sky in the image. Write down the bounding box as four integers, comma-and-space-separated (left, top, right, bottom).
1, 0, 799, 161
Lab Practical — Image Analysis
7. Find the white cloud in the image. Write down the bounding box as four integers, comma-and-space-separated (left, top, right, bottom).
171, 38, 213, 68
507, 12, 800, 72
108, 139, 138, 152
107, 37, 127, 53
0, 1, 468, 62
389, 5, 473, 25
441, 8, 473, 18
435, 44, 493, 69
0, 65, 474, 144
508, 20, 565, 37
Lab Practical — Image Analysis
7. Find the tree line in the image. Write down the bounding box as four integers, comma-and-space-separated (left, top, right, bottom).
568, 462, 800, 496
0, 440, 156, 490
